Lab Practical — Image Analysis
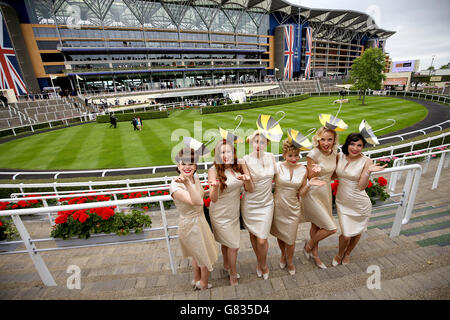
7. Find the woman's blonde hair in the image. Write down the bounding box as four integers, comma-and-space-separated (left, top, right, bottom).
282, 138, 300, 155
312, 126, 339, 152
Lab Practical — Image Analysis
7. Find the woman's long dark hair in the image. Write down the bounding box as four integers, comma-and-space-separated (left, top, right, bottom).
214, 139, 244, 192
341, 133, 367, 155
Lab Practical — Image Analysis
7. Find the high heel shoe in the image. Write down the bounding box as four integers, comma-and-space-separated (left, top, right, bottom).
287, 265, 295, 276
256, 268, 262, 278
230, 274, 239, 286
191, 279, 197, 288
342, 255, 350, 265
279, 262, 286, 269
195, 280, 212, 290
332, 254, 343, 267
227, 269, 240, 279
303, 241, 312, 260
263, 270, 269, 280
311, 254, 327, 269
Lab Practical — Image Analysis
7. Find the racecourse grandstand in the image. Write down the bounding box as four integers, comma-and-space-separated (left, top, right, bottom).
0, 0, 394, 98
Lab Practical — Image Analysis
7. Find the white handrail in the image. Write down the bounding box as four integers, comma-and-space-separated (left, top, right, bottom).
1, 131, 447, 181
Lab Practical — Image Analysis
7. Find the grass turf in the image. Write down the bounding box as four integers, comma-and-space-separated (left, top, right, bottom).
0, 95, 427, 170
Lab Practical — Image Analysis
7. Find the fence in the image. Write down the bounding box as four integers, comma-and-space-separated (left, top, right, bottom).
0, 164, 423, 287
389, 149, 450, 192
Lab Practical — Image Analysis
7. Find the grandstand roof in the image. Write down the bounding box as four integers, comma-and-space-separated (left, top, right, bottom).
247, 0, 396, 39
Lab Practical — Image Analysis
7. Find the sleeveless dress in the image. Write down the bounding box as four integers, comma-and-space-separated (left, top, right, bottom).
209, 167, 244, 249
270, 162, 308, 245
241, 152, 275, 239
301, 147, 337, 230
170, 176, 218, 271
335, 153, 372, 237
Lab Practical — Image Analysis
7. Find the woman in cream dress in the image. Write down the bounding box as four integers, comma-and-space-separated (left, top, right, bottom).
241, 132, 275, 279
208, 139, 253, 286
332, 133, 387, 266
270, 138, 325, 275
170, 147, 218, 290
302, 126, 339, 269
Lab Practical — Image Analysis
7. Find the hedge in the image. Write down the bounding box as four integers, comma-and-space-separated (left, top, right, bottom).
96, 110, 168, 123
200, 94, 309, 114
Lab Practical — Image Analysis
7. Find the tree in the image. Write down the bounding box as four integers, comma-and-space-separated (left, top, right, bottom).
349, 48, 386, 105
427, 66, 435, 71
440, 65, 448, 69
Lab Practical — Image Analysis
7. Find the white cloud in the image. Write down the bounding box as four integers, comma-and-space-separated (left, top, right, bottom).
283, 0, 450, 69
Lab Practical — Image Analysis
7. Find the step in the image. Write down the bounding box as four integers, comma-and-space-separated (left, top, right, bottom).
416, 233, 450, 247
0, 229, 429, 299
310, 264, 450, 300
368, 209, 450, 230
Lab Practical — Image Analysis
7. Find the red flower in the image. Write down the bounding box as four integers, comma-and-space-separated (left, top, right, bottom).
150, 192, 155, 196
377, 177, 388, 187
0, 221, 3, 227
135, 193, 142, 198
163, 191, 169, 195
18, 200, 27, 208
368, 181, 373, 188
78, 212, 89, 223
143, 206, 148, 210
203, 197, 211, 208
123, 194, 129, 199
55, 215, 68, 225
157, 190, 162, 194
204, 185, 209, 190
11, 204, 18, 209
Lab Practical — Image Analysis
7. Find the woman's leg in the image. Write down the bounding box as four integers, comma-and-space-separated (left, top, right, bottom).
256, 237, 269, 273
277, 238, 287, 265
306, 228, 337, 266
192, 258, 201, 282
221, 245, 230, 270
228, 247, 239, 285
334, 235, 351, 264
285, 243, 296, 271
343, 234, 362, 264
198, 266, 210, 289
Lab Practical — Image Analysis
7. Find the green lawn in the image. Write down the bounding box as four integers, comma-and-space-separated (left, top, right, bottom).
0, 95, 427, 170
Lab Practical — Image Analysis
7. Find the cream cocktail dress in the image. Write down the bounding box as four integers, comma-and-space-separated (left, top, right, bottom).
270, 162, 307, 245
209, 167, 244, 249
301, 147, 337, 230
241, 152, 275, 239
170, 176, 218, 271
335, 153, 371, 237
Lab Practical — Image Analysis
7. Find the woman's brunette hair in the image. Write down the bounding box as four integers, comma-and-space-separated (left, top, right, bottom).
213, 139, 244, 192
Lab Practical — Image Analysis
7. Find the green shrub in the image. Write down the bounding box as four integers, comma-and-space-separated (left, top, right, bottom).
200, 94, 309, 114
96, 110, 168, 123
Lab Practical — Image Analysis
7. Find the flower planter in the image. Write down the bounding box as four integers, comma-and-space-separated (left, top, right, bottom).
54, 230, 149, 248
0, 239, 22, 252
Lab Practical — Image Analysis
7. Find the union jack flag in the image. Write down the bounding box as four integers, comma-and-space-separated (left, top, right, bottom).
0, 12, 27, 96
304, 27, 312, 79
374, 39, 380, 48
283, 25, 294, 79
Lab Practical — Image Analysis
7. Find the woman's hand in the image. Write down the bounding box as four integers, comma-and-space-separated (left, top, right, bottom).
236, 174, 251, 181
367, 162, 388, 173
209, 179, 220, 188
309, 177, 326, 187
174, 173, 192, 186
311, 164, 322, 174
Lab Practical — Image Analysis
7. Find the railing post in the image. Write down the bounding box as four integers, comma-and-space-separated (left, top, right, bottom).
11, 214, 56, 286
42, 199, 53, 226
159, 200, 176, 274
402, 167, 422, 224
432, 151, 447, 189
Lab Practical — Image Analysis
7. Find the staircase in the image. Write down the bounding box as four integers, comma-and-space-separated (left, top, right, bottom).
0, 158, 448, 300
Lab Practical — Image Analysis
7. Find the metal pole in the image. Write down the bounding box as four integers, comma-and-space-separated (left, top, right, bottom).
11, 215, 57, 286
159, 200, 176, 274
432, 151, 446, 189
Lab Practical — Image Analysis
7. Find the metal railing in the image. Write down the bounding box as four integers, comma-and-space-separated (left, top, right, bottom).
0, 164, 423, 287
389, 149, 449, 192
0, 194, 178, 286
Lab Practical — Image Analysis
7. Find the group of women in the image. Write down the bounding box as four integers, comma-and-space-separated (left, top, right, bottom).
169, 117, 387, 290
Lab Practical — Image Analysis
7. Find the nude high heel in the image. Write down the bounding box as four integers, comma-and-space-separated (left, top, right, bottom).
311, 254, 327, 269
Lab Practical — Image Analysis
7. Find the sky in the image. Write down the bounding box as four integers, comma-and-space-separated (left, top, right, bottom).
285, 0, 450, 70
